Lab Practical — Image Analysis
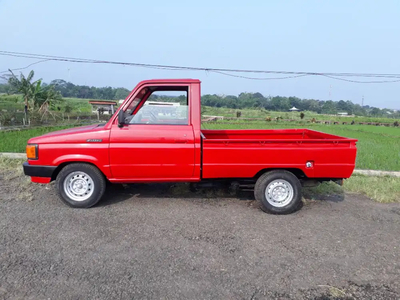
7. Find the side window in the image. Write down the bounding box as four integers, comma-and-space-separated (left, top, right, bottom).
128, 88, 189, 125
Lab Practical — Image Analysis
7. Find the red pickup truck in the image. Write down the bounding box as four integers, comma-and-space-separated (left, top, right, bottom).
23, 79, 357, 214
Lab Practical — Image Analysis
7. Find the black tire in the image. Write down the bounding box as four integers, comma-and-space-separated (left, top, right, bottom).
56, 163, 106, 208
254, 170, 302, 214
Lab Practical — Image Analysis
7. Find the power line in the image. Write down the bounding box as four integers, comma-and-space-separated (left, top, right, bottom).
211, 70, 310, 80
321, 74, 400, 83
1, 50, 400, 83
0, 59, 51, 74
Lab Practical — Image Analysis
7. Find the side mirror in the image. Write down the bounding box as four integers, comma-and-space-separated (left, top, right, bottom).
118, 110, 125, 128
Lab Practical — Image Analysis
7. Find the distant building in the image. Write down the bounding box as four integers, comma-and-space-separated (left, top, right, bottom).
337, 112, 349, 116
89, 101, 117, 115
289, 106, 299, 111
144, 101, 180, 106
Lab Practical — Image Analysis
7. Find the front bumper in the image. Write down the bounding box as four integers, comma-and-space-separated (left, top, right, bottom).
23, 162, 57, 178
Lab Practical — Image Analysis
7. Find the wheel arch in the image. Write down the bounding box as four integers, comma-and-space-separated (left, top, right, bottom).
51, 161, 106, 182
254, 168, 307, 180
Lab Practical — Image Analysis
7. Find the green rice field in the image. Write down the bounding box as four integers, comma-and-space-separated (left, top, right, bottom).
203, 121, 400, 171
0, 126, 75, 153
1, 121, 399, 171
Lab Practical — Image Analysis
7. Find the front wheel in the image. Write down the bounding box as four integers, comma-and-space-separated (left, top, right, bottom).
56, 163, 106, 208
254, 170, 302, 214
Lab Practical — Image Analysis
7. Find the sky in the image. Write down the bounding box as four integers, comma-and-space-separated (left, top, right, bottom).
0, 0, 399, 109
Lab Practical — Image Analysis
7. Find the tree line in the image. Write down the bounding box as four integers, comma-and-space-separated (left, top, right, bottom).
0, 79, 130, 101
1, 76, 398, 118
201, 93, 398, 117
48, 79, 131, 100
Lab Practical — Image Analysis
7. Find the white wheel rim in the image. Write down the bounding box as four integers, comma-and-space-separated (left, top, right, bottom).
265, 179, 294, 207
63, 171, 94, 201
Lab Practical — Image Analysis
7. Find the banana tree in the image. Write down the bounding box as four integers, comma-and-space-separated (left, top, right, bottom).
37, 85, 62, 120
7, 70, 40, 118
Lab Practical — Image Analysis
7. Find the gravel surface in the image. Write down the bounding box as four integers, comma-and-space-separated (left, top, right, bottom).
0, 170, 400, 299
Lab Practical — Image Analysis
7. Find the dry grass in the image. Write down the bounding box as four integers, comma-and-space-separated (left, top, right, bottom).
0, 157, 25, 172
0, 158, 33, 201
344, 175, 400, 203
303, 175, 400, 203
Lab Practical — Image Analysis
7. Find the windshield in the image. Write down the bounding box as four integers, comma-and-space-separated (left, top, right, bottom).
126, 88, 148, 114
123, 88, 148, 122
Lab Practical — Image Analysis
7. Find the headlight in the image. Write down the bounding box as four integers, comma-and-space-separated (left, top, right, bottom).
26, 144, 38, 160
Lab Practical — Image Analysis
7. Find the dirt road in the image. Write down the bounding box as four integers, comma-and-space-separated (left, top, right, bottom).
1, 172, 399, 299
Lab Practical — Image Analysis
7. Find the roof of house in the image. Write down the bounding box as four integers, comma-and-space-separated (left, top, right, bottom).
89, 101, 117, 105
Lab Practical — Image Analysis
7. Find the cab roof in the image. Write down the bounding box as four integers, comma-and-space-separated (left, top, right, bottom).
136, 79, 201, 85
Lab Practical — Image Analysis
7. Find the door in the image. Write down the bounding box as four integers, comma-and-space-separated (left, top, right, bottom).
109, 86, 195, 180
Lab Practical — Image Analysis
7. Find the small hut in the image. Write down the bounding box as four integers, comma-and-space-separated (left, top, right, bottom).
289, 106, 299, 111
89, 101, 117, 115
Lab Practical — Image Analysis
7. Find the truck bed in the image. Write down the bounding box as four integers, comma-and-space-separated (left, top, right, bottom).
201, 129, 357, 179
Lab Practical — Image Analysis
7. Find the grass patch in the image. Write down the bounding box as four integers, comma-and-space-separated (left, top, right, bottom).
0, 157, 35, 202
303, 181, 344, 200
0, 125, 79, 152
1, 112, 399, 171
344, 175, 400, 203
303, 175, 400, 203
0, 157, 25, 171
0, 157, 26, 183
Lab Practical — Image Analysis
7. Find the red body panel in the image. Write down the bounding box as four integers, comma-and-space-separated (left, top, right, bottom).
28, 125, 112, 178
202, 129, 357, 179
109, 124, 196, 180
25, 79, 357, 183
31, 177, 51, 184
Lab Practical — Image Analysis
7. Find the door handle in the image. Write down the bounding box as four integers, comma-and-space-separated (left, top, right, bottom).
174, 139, 188, 143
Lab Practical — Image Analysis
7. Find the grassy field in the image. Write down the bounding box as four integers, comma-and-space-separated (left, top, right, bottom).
0, 94, 117, 114
0, 95, 93, 112
1, 100, 399, 171
0, 126, 75, 152
2, 94, 399, 124
0, 95, 24, 110
202, 106, 399, 124
0, 120, 399, 172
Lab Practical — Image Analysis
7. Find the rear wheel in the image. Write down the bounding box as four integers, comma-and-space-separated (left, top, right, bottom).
254, 170, 302, 214
56, 163, 106, 208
